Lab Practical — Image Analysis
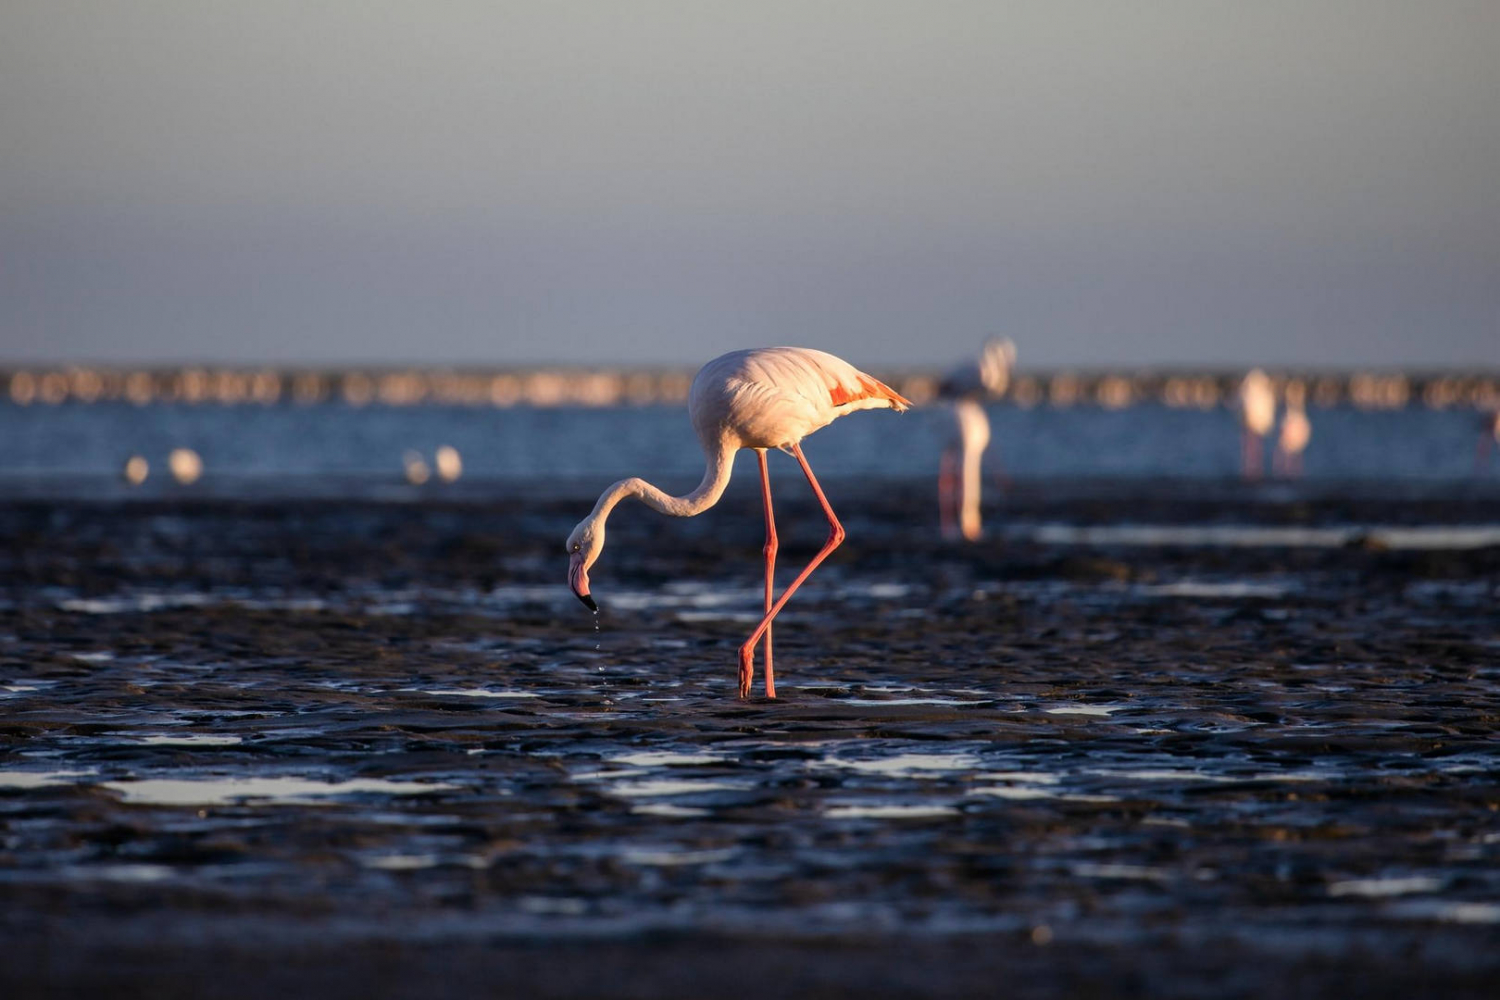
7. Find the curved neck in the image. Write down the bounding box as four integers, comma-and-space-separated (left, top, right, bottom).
590, 436, 736, 524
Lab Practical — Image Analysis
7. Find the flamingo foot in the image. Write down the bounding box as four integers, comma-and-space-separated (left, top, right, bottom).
738, 645, 754, 699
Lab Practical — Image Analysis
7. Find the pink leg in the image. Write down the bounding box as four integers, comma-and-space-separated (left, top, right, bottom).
1478, 434, 1492, 474
737, 443, 845, 699
756, 450, 778, 699
938, 448, 957, 539
1242, 430, 1262, 480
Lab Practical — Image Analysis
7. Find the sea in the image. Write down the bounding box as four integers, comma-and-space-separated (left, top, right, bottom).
0, 398, 1492, 497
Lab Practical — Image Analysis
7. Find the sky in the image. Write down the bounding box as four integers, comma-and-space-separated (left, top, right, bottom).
1, 1, 1496, 369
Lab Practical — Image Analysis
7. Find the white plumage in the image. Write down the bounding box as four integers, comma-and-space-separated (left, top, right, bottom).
1239, 370, 1277, 436
690, 347, 909, 451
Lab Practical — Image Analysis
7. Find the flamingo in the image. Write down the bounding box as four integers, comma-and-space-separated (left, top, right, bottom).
1237, 369, 1276, 480
1273, 380, 1312, 478
565, 347, 912, 699
1478, 409, 1500, 473
936, 338, 1014, 541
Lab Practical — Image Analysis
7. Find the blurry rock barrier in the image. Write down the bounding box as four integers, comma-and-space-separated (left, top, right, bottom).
4, 366, 1497, 412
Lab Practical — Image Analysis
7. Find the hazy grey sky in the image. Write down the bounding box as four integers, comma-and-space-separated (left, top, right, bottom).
2, 1, 1496, 368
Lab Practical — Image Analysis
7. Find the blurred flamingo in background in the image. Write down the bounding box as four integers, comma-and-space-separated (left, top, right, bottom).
1274, 380, 1312, 478
936, 338, 1015, 541
1478, 409, 1500, 473
1237, 369, 1276, 480
565, 347, 911, 699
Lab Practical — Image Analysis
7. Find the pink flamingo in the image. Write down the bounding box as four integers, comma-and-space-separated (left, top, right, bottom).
1273, 380, 1312, 478
936, 338, 1015, 540
1237, 369, 1276, 480
1479, 409, 1500, 473
565, 347, 912, 699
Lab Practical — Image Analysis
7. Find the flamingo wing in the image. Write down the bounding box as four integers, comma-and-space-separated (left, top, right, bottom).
771, 347, 911, 414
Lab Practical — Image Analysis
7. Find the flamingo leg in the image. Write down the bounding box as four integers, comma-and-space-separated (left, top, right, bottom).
1241, 429, 1262, 480
756, 449, 778, 699
959, 437, 983, 542
938, 447, 957, 539
737, 443, 845, 699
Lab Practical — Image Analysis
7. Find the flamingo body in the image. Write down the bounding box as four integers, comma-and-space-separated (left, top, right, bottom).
690, 347, 909, 451
1278, 408, 1311, 456
1239, 370, 1276, 436
566, 347, 910, 699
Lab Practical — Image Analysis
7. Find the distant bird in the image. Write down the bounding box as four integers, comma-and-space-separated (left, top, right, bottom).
565, 347, 911, 699
167, 448, 202, 485
936, 338, 1014, 541
1274, 380, 1312, 478
403, 450, 431, 485
122, 455, 149, 486
434, 445, 463, 483
1478, 409, 1500, 473
1237, 370, 1276, 480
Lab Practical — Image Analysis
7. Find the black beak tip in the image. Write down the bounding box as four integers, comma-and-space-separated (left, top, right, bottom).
578, 593, 598, 612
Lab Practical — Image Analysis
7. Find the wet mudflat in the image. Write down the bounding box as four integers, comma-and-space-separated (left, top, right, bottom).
1, 480, 1498, 998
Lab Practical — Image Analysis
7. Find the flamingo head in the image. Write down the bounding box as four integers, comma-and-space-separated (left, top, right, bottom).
564, 518, 604, 612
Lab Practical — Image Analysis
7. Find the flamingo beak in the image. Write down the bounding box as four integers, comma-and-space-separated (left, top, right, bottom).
568, 552, 597, 611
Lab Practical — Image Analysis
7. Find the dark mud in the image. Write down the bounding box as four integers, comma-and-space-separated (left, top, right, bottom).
2, 480, 1498, 998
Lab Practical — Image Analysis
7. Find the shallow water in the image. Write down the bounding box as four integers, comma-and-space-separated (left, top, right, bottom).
0, 398, 1495, 494
1, 484, 1498, 995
